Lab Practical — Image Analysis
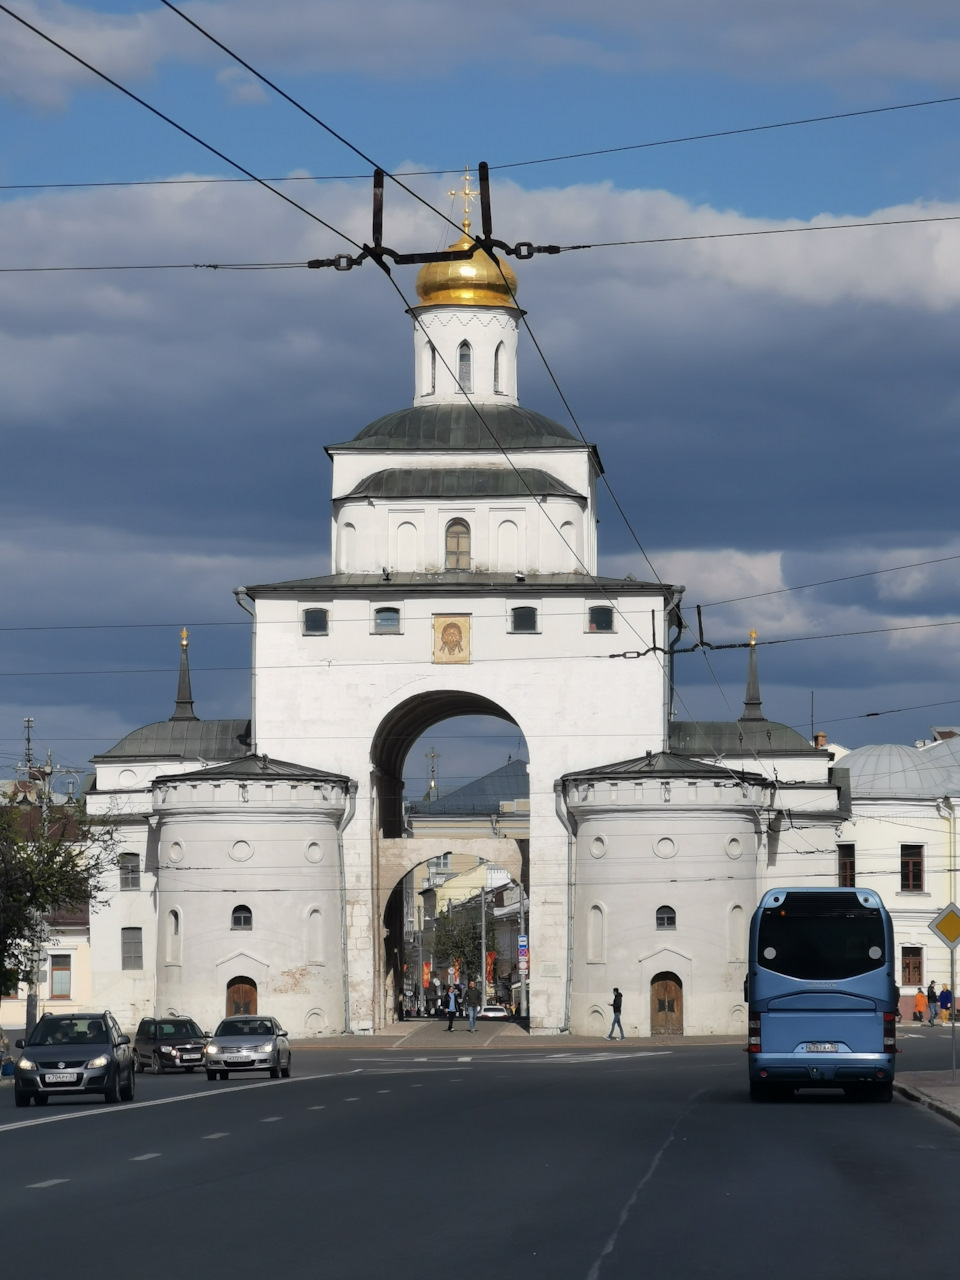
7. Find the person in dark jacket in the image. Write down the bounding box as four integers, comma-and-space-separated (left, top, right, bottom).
607, 988, 624, 1040
465, 980, 482, 1032
927, 980, 938, 1025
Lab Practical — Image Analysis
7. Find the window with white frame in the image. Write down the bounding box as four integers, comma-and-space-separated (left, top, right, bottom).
374, 607, 401, 634
119, 852, 140, 891
510, 606, 538, 633
231, 904, 253, 931
50, 953, 71, 999
302, 608, 329, 635
121, 927, 143, 970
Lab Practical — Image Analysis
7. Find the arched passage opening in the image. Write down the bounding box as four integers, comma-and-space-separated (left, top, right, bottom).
371, 692, 530, 1027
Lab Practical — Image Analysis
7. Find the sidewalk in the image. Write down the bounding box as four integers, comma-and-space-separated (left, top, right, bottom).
894, 1071, 960, 1127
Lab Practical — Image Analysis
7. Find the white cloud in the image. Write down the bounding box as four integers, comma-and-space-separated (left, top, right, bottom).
4, 1, 960, 108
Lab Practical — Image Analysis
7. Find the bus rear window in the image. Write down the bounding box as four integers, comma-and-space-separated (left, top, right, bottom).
757, 893, 885, 981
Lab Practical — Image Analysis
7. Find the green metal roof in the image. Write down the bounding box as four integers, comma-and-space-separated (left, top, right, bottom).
93, 719, 251, 763
668, 719, 815, 755
343, 466, 583, 501
326, 403, 586, 452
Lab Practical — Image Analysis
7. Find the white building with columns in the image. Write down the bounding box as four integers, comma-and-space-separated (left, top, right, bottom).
82, 216, 847, 1038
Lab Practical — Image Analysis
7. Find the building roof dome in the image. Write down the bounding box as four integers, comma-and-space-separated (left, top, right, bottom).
415, 224, 518, 309
842, 742, 956, 798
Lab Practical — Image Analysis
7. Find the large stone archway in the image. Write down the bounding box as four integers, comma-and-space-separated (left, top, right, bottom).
370, 691, 526, 1027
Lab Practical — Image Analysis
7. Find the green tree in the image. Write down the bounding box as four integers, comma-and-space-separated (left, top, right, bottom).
0, 801, 117, 1008
432, 900, 498, 986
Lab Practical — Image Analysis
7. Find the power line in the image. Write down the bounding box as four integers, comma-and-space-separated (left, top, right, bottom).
0, 261, 308, 274
7, 88, 960, 194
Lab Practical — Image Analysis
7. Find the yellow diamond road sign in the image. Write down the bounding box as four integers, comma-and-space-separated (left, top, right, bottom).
929, 902, 960, 950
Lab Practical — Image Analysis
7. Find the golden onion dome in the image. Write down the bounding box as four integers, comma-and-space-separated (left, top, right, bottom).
415, 220, 518, 308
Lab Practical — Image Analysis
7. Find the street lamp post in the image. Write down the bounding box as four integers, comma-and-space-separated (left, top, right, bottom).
479, 861, 487, 1000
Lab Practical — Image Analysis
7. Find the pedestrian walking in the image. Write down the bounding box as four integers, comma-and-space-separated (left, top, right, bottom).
465, 979, 482, 1032
607, 988, 625, 1040
927, 980, 938, 1025
940, 983, 953, 1025
445, 985, 458, 1032
914, 987, 928, 1023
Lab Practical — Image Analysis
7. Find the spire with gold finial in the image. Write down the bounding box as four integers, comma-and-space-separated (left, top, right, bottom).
170, 627, 198, 722
741, 629, 764, 722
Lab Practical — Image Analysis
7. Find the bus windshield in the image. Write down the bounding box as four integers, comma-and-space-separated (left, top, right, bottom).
757, 892, 885, 981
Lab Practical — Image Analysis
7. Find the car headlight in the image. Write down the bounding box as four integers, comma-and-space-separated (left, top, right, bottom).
86, 1054, 110, 1069
17, 1056, 36, 1070
204, 1044, 219, 1054
161, 1046, 176, 1054
259, 1042, 275, 1053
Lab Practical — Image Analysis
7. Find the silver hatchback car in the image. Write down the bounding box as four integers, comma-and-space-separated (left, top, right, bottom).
204, 1016, 292, 1080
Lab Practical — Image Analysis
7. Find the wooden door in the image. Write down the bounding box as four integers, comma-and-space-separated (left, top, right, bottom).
650, 972, 683, 1035
226, 977, 257, 1016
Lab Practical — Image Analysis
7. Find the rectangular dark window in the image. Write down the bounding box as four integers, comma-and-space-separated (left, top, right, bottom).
838, 843, 855, 887
902, 946, 923, 986
374, 607, 401, 634
121, 927, 143, 970
302, 608, 329, 635
900, 844, 924, 892
119, 853, 140, 891
49, 953, 71, 999
511, 606, 538, 633
588, 606, 614, 632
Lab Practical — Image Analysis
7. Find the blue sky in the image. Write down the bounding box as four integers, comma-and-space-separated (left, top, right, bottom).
4, 1, 960, 793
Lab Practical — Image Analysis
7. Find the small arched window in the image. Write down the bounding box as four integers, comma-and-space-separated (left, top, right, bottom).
588, 904, 605, 962
588, 606, 614, 633
457, 341, 472, 393
423, 341, 436, 395
445, 519, 471, 570
511, 606, 538, 633
231, 904, 253, 931
166, 910, 181, 964
302, 608, 328, 636
493, 341, 504, 394
656, 905, 677, 931
307, 909, 323, 965
374, 607, 401, 634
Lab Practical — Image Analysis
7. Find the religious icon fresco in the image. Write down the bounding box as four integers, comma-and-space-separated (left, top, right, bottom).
433, 614, 471, 663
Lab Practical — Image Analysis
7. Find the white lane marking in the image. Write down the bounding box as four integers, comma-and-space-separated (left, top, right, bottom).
414, 1057, 427, 1062
202, 1133, 229, 1139
344, 1097, 360, 1102
411, 1083, 423, 1088
130, 1153, 161, 1161
457, 1057, 472, 1062
308, 1106, 325, 1111
26, 1179, 69, 1189
260, 1117, 282, 1123
0, 1069, 363, 1136
377, 1089, 391, 1093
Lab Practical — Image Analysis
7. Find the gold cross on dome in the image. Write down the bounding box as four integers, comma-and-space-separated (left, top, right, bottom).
749, 629, 757, 646
449, 164, 479, 231
181, 627, 189, 649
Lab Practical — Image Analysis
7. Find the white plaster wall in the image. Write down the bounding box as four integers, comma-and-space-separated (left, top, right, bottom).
411, 306, 519, 405
252, 588, 670, 1032
153, 778, 346, 1037
331, 495, 589, 575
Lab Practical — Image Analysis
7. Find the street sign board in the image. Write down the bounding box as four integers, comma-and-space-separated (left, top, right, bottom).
929, 902, 960, 950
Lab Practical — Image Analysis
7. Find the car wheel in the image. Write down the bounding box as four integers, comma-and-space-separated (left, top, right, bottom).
134, 1051, 145, 1074
152, 1052, 165, 1075
206, 1070, 217, 1081
104, 1069, 122, 1105
219, 1071, 228, 1081
281, 1053, 291, 1079
120, 1065, 135, 1102
269, 1059, 281, 1080
14, 1090, 31, 1108
34, 1094, 49, 1106
185, 1066, 196, 1073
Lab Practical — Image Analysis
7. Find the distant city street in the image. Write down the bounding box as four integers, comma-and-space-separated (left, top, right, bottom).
3, 1028, 959, 1280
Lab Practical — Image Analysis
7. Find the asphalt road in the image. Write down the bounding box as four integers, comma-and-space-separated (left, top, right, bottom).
2, 1026, 958, 1279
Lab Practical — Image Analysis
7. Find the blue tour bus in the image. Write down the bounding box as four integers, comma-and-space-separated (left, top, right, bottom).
746, 886, 897, 1102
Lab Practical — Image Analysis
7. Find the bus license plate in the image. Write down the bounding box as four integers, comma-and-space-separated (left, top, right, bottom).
806, 1042, 837, 1053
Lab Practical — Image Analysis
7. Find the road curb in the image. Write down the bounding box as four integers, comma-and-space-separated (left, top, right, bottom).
893, 1079, 960, 1128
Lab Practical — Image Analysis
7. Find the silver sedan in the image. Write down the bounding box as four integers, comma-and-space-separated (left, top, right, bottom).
204, 1016, 292, 1080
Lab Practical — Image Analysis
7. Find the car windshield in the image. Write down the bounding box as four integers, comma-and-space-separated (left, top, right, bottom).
757, 892, 886, 981
157, 1020, 204, 1040
29, 1017, 110, 1046
215, 1019, 274, 1037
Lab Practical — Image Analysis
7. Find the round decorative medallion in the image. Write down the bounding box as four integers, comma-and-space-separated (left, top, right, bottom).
118, 768, 138, 788
725, 836, 743, 860
305, 841, 324, 864
589, 835, 607, 859
654, 836, 677, 860
229, 839, 253, 862
168, 841, 184, 864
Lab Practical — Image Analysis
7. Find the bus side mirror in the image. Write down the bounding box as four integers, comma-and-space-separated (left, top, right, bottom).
743, 978, 749, 1002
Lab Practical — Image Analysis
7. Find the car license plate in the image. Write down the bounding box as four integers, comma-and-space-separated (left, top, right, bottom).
806, 1042, 838, 1053
181, 1055, 201, 1062
225, 1056, 247, 1063
43, 1072, 79, 1083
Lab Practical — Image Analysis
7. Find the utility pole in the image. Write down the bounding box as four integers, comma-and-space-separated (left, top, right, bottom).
417, 905, 424, 1016
518, 882, 528, 1018
479, 859, 487, 1001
